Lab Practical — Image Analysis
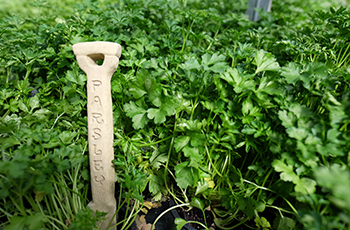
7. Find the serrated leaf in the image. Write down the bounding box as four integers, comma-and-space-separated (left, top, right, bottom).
286, 127, 308, 140
175, 218, 188, 230
148, 174, 163, 195
29, 94, 40, 111
33, 109, 51, 119
132, 113, 148, 129
124, 101, 147, 129
273, 216, 296, 230
7, 161, 28, 179
278, 110, 295, 128
315, 164, 350, 210
317, 143, 344, 157
66, 70, 77, 83
241, 126, 256, 135
272, 159, 299, 183
195, 180, 209, 195
147, 96, 180, 124
147, 108, 167, 124
175, 162, 194, 189
190, 197, 205, 210
35, 190, 46, 203
201, 101, 215, 111
220, 68, 236, 85
124, 101, 146, 117
77, 74, 86, 85
242, 98, 253, 116
190, 132, 206, 147
132, 69, 162, 106
255, 216, 271, 228
6, 213, 45, 230
129, 87, 147, 99
253, 50, 280, 74
237, 196, 255, 218
207, 53, 226, 66
207, 62, 229, 73
59, 131, 77, 145
202, 53, 228, 73
257, 77, 281, 95
18, 101, 29, 113
149, 152, 167, 169
130, 42, 144, 54
281, 62, 301, 84
174, 136, 191, 152
304, 62, 328, 78
181, 58, 201, 70
289, 103, 313, 119
183, 146, 203, 162
222, 68, 256, 93
294, 177, 316, 195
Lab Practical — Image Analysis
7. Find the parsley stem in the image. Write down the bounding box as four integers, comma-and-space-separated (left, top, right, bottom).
185, 220, 208, 229
134, 135, 173, 147
215, 217, 250, 230
9, 196, 26, 216
243, 179, 298, 215
257, 168, 273, 201
24, 194, 39, 212
51, 112, 65, 130
0, 206, 12, 219
42, 214, 67, 230
49, 193, 64, 224
205, 144, 223, 177
124, 200, 142, 230
266, 204, 296, 216
163, 112, 179, 201
165, 167, 186, 204
181, 19, 195, 53
151, 202, 190, 230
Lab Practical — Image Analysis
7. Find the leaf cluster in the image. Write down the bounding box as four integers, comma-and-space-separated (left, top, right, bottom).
1, 0, 350, 229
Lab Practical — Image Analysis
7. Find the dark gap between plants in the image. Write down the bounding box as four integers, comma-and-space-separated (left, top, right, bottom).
170, 199, 215, 230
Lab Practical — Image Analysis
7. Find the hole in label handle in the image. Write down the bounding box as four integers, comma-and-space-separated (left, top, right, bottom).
88, 53, 105, 66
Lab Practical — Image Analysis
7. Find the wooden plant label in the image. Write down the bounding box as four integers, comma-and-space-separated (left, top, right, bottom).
73, 41, 122, 230
246, 0, 273, 21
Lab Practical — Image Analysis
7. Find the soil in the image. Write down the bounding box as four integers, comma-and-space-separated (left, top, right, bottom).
176, 206, 216, 230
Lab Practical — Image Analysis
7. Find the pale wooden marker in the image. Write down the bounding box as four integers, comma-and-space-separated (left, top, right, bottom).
246, 0, 273, 21
73, 41, 122, 230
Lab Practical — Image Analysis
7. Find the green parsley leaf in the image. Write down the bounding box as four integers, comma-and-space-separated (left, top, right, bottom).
124, 101, 148, 129
281, 62, 301, 84
183, 146, 203, 162
147, 96, 180, 124
202, 53, 228, 73
272, 159, 299, 183
148, 174, 163, 195
181, 58, 201, 71
174, 136, 191, 152
294, 177, 316, 195
175, 162, 194, 189
273, 216, 296, 230
253, 50, 280, 74
175, 218, 188, 230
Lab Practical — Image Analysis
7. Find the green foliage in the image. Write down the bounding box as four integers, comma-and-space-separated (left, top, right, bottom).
1, 0, 350, 229
68, 208, 106, 230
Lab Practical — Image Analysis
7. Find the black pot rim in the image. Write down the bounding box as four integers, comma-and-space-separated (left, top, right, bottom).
169, 199, 197, 230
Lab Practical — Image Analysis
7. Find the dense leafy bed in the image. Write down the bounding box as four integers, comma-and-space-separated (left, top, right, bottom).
1, 0, 350, 229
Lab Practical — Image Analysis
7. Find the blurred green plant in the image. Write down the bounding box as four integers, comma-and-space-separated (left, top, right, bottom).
1, 0, 350, 229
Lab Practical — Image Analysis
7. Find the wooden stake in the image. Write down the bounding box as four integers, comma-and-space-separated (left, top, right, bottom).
73, 41, 122, 230
246, 0, 273, 21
